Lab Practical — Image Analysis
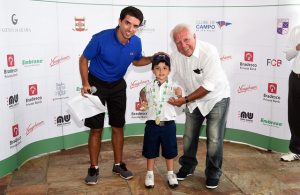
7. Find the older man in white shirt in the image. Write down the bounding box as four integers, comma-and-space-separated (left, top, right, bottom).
281, 25, 300, 162
168, 24, 230, 189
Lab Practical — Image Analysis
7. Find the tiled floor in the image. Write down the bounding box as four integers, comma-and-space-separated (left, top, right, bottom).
1, 136, 300, 195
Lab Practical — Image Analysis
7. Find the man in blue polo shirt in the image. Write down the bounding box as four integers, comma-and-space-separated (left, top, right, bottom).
79, 6, 153, 185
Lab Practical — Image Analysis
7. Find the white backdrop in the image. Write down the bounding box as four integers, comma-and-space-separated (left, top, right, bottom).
1, 0, 300, 177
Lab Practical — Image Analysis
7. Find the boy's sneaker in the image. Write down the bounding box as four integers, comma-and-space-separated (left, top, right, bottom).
281, 152, 300, 162
206, 178, 219, 189
167, 173, 178, 188
145, 173, 154, 188
85, 167, 99, 185
176, 167, 193, 181
112, 163, 133, 180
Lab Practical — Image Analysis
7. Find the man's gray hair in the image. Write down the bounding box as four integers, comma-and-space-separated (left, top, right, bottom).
170, 23, 195, 42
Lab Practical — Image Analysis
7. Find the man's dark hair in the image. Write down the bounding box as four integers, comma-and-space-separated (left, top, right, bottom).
120, 6, 144, 26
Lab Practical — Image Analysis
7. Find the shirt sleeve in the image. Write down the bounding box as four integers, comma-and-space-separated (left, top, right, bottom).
134, 37, 143, 61
201, 46, 222, 92
83, 34, 101, 60
283, 27, 298, 61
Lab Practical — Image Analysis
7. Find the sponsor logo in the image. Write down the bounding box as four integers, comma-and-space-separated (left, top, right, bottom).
22, 58, 43, 67
195, 20, 216, 32
10, 124, 22, 149
238, 111, 254, 123
26, 84, 43, 106
237, 84, 258, 93
1, 14, 31, 33
49, 55, 70, 67
220, 55, 232, 62
72, 17, 87, 32
268, 83, 277, 94
136, 20, 155, 35
216, 21, 232, 28
267, 59, 282, 67
4, 54, 18, 78
130, 80, 150, 89
7, 54, 15, 67
263, 83, 280, 103
7, 94, 19, 108
261, 118, 283, 128
244, 51, 253, 62
54, 114, 71, 126
240, 51, 257, 71
29, 84, 38, 96
53, 82, 69, 101
11, 14, 18, 25
12, 124, 19, 137
277, 18, 289, 35
26, 121, 45, 136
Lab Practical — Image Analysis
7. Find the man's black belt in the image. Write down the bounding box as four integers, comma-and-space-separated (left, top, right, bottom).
146, 120, 175, 127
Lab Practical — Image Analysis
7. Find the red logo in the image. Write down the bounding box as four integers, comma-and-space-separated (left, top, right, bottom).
7, 54, 15, 67
135, 102, 141, 111
72, 17, 87, 32
244, 51, 254, 62
268, 83, 277, 94
29, 84, 38, 96
12, 124, 19, 137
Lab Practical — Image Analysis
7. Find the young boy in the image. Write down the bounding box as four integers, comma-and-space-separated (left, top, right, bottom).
140, 54, 182, 188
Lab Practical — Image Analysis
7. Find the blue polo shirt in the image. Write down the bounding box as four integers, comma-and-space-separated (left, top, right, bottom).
83, 27, 142, 82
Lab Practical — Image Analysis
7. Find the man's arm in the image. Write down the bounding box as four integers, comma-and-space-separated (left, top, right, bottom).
168, 86, 209, 107
132, 56, 152, 66
79, 54, 91, 95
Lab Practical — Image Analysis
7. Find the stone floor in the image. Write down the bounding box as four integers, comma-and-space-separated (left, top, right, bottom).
1, 136, 300, 195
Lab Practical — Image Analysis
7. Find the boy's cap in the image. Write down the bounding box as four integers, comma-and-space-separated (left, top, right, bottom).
152, 54, 170, 66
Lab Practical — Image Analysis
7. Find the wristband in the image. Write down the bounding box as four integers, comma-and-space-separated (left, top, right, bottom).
185, 96, 189, 103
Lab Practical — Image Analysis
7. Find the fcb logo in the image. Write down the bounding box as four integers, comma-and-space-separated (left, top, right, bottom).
277, 18, 289, 35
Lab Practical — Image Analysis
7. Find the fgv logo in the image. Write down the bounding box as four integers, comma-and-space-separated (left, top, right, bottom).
29, 84, 38, 96
7, 54, 15, 67
277, 18, 289, 35
244, 51, 254, 62
267, 59, 282, 67
12, 124, 19, 137
55, 114, 71, 126
268, 83, 277, 94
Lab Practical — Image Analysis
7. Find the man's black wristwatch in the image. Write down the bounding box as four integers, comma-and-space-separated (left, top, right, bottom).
184, 96, 189, 103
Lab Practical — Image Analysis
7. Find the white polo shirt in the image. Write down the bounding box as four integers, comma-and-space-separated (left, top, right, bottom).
284, 25, 300, 73
144, 79, 180, 121
171, 40, 230, 116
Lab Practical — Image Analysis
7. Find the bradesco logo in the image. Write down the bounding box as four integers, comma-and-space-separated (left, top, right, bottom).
29, 84, 38, 96
131, 100, 147, 119
240, 51, 257, 71
263, 83, 280, 103
268, 83, 277, 94
7, 54, 15, 67
26, 84, 43, 106
4, 54, 18, 78
12, 124, 19, 137
10, 124, 22, 149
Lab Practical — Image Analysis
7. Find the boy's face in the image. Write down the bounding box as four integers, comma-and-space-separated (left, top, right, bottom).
152, 62, 170, 83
